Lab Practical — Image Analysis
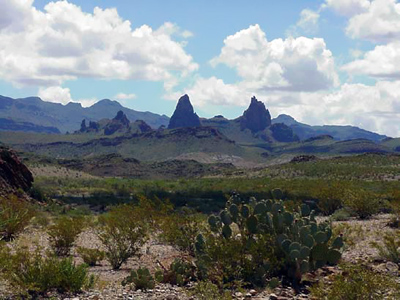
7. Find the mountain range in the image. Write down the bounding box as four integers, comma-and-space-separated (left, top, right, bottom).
0, 94, 389, 142
0, 95, 169, 133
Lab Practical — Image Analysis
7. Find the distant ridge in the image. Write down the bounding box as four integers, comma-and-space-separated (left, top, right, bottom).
0, 95, 169, 133
272, 114, 387, 142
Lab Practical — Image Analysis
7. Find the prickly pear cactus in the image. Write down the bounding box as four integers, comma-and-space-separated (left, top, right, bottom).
122, 267, 155, 290
196, 193, 344, 286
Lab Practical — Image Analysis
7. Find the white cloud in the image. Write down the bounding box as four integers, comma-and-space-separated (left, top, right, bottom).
114, 93, 137, 100
38, 86, 97, 107
0, 0, 198, 87
296, 9, 320, 34
322, 0, 370, 17
38, 86, 73, 105
342, 42, 400, 78
346, 0, 400, 42
210, 24, 339, 92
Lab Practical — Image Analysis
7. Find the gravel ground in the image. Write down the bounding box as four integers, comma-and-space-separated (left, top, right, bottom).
0, 214, 398, 299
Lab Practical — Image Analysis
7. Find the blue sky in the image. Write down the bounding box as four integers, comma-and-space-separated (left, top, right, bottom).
1, 0, 400, 136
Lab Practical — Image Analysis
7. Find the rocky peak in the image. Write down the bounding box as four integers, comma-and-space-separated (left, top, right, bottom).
79, 119, 87, 132
113, 111, 130, 127
168, 94, 201, 129
104, 111, 130, 135
240, 96, 271, 133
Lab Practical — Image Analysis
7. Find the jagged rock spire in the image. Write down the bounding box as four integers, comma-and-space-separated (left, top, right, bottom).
240, 96, 271, 133
168, 94, 201, 129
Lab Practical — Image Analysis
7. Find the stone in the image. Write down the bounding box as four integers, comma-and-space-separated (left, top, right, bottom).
269, 294, 278, 300
168, 94, 201, 129
249, 289, 257, 296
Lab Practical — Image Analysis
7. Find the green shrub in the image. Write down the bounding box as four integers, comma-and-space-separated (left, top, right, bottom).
330, 208, 352, 222
77, 247, 105, 266
316, 183, 344, 215
0, 195, 34, 240
122, 267, 155, 290
98, 205, 147, 270
371, 233, 400, 263
155, 258, 195, 286
343, 189, 380, 219
0, 246, 95, 295
159, 209, 203, 255
30, 211, 50, 228
48, 216, 86, 256
310, 263, 400, 299
188, 281, 233, 300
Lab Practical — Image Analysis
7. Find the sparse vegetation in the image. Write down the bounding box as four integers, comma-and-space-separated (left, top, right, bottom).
77, 247, 105, 266
0, 246, 95, 295
48, 216, 86, 256
0, 195, 34, 241
310, 263, 400, 299
98, 204, 147, 270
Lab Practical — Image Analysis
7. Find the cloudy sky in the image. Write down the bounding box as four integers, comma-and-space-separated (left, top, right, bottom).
1, 0, 400, 136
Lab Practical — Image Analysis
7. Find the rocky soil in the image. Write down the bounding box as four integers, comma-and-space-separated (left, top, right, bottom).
1, 214, 398, 300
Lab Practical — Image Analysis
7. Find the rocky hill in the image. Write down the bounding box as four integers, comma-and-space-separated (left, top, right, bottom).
0, 147, 33, 198
272, 114, 387, 142
0, 95, 169, 133
77, 111, 152, 136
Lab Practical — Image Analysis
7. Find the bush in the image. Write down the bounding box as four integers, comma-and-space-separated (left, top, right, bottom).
343, 189, 380, 219
188, 281, 233, 300
0, 195, 34, 240
155, 258, 195, 286
316, 183, 344, 215
371, 233, 400, 263
330, 208, 353, 222
122, 267, 155, 290
159, 209, 204, 255
310, 263, 400, 299
0, 246, 95, 295
98, 205, 147, 270
48, 216, 86, 256
77, 247, 105, 266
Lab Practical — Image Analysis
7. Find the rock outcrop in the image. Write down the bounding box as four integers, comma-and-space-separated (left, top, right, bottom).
104, 111, 130, 135
168, 94, 201, 129
240, 96, 271, 133
0, 148, 33, 197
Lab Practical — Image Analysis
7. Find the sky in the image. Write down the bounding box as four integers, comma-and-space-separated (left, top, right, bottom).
1, 0, 400, 136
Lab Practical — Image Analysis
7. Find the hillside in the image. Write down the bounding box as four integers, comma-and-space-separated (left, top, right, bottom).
272, 114, 387, 142
0, 95, 169, 133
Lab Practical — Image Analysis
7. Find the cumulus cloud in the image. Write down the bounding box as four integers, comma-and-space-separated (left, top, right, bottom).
322, 0, 370, 17
0, 0, 198, 87
342, 42, 400, 78
346, 0, 400, 42
38, 86, 97, 107
210, 24, 339, 92
114, 93, 137, 100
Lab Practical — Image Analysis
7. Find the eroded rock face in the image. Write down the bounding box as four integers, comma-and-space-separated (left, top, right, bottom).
0, 148, 33, 197
168, 94, 201, 129
240, 96, 271, 133
104, 110, 130, 135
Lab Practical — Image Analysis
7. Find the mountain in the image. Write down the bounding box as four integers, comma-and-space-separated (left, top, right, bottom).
240, 96, 271, 132
202, 96, 299, 144
272, 114, 387, 142
77, 111, 153, 136
0, 95, 169, 133
168, 94, 201, 129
